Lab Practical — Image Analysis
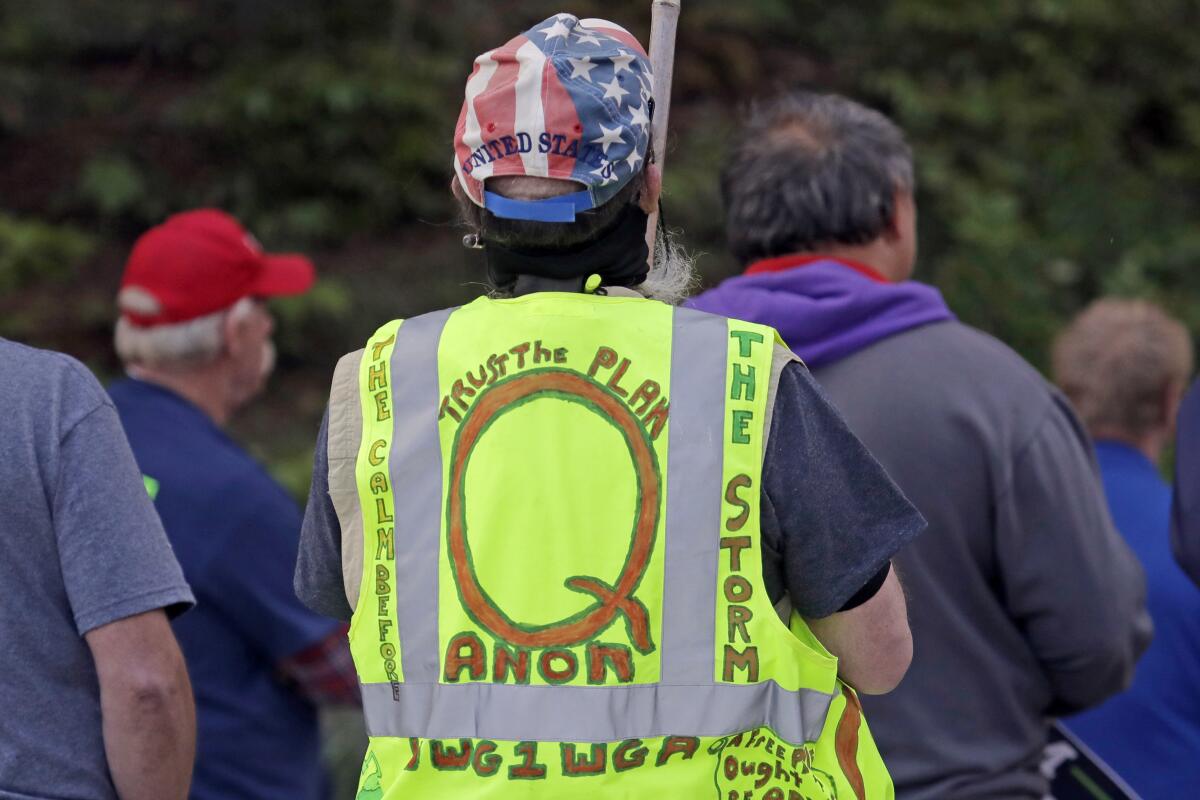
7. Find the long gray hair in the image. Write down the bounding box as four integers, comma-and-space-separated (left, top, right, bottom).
637, 225, 698, 305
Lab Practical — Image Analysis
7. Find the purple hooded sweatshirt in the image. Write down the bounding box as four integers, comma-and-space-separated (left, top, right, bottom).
687, 255, 955, 368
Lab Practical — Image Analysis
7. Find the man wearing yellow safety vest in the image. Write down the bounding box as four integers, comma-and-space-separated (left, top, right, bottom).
295, 13, 924, 799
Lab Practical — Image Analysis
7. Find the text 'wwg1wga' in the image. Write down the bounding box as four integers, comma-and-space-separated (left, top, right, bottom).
401, 736, 701, 780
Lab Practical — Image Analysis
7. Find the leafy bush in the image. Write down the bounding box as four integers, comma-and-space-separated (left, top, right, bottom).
0, 213, 93, 293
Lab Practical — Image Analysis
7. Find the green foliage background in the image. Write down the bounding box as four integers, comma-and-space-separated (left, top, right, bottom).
3, 0, 1199, 792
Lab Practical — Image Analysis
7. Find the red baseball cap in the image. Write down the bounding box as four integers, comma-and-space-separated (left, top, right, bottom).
119, 209, 315, 327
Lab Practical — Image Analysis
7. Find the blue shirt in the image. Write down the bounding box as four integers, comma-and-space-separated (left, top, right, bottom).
109, 378, 337, 800
1067, 440, 1200, 799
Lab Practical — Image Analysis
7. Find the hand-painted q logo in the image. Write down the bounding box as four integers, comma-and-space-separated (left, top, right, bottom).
447, 368, 659, 654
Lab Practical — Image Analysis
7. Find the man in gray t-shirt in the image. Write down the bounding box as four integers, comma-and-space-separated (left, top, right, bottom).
0, 339, 197, 800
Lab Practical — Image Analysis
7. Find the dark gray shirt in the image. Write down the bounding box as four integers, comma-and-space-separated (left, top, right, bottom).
296, 360, 923, 622
0, 340, 194, 800
812, 321, 1151, 800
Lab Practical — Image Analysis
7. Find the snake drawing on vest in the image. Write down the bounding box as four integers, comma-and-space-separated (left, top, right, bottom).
447, 367, 659, 654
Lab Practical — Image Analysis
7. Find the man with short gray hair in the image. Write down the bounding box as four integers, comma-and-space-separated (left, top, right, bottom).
690, 91, 1151, 799
1054, 299, 1193, 460
108, 209, 359, 800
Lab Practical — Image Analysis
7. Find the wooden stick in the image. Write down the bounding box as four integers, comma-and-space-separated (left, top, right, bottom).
646, 0, 681, 264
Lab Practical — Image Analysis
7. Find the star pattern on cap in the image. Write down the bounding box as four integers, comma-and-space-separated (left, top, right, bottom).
637, 72, 653, 100
601, 75, 629, 104
538, 19, 571, 40
610, 51, 636, 75
462, 14, 653, 209
591, 123, 625, 154
574, 30, 604, 46
629, 102, 650, 131
567, 56, 598, 82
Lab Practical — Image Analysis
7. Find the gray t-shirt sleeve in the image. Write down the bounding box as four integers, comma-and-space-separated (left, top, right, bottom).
54, 386, 194, 635
295, 409, 354, 621
762, 362, 925, 618
995, 395, 1152, 714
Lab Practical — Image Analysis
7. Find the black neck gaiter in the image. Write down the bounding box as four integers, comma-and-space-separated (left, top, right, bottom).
484, 204, 650, 294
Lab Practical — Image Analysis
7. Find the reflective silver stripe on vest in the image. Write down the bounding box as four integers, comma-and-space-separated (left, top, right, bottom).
360, 680, 834, 743
660, 308, 727, 683
388, 308, 456, 684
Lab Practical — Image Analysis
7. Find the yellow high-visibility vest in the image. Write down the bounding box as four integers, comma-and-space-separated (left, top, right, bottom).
327, 292, 893, 799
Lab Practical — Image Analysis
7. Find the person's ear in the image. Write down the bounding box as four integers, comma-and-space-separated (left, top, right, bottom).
884, 191, 915, 241
638, 164, 662, 215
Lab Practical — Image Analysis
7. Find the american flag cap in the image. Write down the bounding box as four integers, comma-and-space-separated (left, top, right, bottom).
453, 13, 654, 223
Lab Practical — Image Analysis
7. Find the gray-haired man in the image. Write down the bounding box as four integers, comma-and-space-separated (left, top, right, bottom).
108, 209, 358, 800
690, 91, 1151, 799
